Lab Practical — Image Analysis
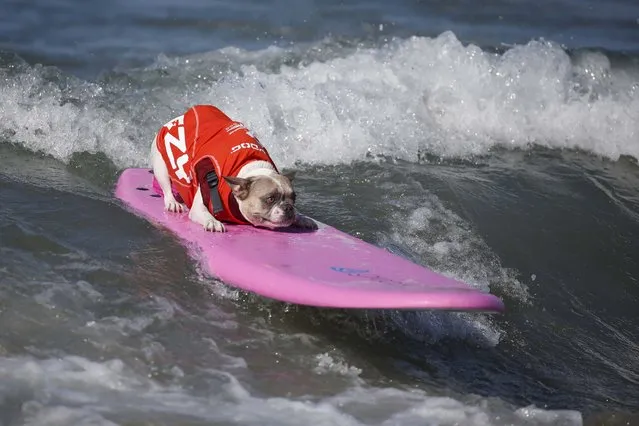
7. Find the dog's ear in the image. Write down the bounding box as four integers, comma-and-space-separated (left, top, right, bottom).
223, 176, 252, 200
283, 171, 296, 182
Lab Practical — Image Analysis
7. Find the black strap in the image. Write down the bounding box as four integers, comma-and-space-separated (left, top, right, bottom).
205, 170, 224, 214
195, 159, 223, 215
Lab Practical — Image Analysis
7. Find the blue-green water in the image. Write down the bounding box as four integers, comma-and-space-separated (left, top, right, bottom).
1, 1, 638, 424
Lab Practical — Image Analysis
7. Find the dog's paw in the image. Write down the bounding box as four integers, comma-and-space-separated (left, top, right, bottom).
204, 218, 226, 233
164, 197, 186, 213
294, 215, 318, 230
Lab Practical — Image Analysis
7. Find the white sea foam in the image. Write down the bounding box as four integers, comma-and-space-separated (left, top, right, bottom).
385, 198, 529, 302
1, 32, 637, 169
0, 354, 582, 426
314, 353, 363, 378
359, 177, 528, 347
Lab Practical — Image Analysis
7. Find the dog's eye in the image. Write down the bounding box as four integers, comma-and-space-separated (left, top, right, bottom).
266, 196, 276, 204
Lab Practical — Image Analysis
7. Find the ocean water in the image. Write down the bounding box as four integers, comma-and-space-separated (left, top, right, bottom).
1, 0, 639, 425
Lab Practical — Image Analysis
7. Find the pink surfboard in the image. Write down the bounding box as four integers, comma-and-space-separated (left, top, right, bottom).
114, 168, 505, 312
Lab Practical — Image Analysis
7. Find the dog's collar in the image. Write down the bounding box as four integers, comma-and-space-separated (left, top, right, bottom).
237, 160, 277, 178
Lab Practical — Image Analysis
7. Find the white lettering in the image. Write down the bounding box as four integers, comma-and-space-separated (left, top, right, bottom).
163, 114, 184, 130
226, 123, 243, 135
161, 114, 191, 183
230, 142, 265, 155
226, 122, 258, 140
175, 153, 189, 182
163, 128, 186, 168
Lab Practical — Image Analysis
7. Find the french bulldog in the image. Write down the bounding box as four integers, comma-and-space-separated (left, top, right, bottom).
150, 104, 317, 233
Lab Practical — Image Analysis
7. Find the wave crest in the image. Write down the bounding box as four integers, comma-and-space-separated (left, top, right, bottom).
1, 32, 637, 168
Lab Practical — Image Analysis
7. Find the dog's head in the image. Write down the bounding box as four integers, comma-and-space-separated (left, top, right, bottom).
224, 172, 297, 228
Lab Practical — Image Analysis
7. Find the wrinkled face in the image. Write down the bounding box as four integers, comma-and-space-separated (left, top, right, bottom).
224, 174, 297, 228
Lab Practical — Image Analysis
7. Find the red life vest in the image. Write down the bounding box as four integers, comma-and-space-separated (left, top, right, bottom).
154, 104, 278, 224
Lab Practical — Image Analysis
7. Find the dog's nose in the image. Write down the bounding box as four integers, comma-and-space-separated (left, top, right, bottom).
284, 203, 294, 215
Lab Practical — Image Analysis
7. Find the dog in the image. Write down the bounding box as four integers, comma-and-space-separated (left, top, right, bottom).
150, 104, 317, 233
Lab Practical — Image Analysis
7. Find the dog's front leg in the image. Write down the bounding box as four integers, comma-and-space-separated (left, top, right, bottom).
293, 213, 318, 230
151, 141, 186, 213
189, 187, 226, 232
